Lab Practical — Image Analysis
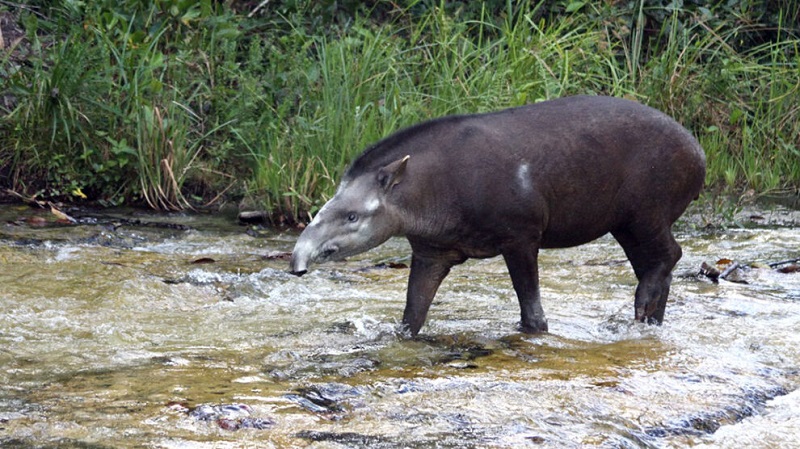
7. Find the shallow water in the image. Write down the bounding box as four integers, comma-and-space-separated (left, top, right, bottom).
0, 203, 799, 448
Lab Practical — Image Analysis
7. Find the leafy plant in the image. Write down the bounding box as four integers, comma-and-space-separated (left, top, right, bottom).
1, 0, 798, 222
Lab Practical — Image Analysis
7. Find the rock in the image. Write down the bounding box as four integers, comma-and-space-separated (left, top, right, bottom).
238, 210, 268, 224
184, 403, 275, 431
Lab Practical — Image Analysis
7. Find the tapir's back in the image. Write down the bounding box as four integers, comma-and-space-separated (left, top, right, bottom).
477, 96, 706, 247
370, 96, 703, 247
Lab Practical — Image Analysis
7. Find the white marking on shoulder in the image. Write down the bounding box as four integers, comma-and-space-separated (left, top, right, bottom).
516, 163, 532, 194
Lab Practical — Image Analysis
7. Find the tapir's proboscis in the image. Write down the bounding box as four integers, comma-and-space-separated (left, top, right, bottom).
290, 96, 706, 337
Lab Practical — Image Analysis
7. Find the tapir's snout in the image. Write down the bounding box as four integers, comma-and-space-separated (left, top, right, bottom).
289, 237, 313, 275
289, 243, 341, 275
289, 254, 309, 276
289, 235, 313, 276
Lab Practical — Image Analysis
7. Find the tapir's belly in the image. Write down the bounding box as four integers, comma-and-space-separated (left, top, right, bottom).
442, 175, 626, 255
538, 196, 624, 249
429, 203, 619, 259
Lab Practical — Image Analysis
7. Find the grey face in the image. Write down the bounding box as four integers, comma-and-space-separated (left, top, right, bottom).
290, 155, 409, 275
289, 185, 382, 274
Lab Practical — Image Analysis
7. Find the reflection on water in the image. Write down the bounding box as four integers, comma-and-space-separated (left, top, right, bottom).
0, 204, 799, 448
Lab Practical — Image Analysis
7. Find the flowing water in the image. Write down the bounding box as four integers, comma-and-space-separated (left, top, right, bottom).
0, 201, 799, 448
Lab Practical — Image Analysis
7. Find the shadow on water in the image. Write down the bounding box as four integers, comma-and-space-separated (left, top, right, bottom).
0, 201, 799, 448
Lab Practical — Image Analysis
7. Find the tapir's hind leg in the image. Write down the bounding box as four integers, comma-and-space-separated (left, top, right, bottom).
612, 226, 682, 324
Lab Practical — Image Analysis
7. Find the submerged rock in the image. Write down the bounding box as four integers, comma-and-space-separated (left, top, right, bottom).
645, 385, 789, 438
285, 382, 366, 419
183, 403, 275, 431
295, 430, 391, 446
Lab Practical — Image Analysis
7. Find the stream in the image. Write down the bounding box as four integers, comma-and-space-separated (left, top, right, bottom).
0, 199, 799, 448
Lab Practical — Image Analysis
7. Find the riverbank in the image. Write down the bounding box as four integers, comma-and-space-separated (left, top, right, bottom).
1, 1, 799, 223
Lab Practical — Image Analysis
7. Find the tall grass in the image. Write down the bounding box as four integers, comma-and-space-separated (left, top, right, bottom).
1, 1, 233, 208
1, 1, 798, 221
243, 2, 799, 222
245, 4, 639, 221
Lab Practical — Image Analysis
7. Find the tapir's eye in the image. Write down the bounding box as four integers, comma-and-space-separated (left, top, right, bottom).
347, 212, 358, 222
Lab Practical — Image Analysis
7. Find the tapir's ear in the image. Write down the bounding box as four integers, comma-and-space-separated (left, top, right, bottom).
377, 155, 410, 192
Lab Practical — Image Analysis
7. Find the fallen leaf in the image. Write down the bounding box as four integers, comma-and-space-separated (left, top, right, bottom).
72, 187, 88, 199
50, 206, 77, 224
26, 216, 48, 226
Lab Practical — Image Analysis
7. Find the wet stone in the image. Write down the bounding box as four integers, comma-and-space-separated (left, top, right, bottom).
415, 334, 496, 366
285, 382, 366, 419
646, 384, 789, 438
295, 430, 391, 446
185, 403, 275, 431
266, 351, 380, 380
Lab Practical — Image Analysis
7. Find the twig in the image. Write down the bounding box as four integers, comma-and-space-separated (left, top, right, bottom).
203, 179, 237, 208
248, 0, 271, 18
768, 258, 800, 268
4, 189, 77, 223
0, 1, 48, 20
5, 188, 45, 207
719, 261, 740, 279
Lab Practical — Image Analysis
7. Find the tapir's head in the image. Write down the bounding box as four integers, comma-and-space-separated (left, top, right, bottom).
289, 155, 410, 276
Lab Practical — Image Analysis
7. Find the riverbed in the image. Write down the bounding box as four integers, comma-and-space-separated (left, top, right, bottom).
0, 200, 799, 448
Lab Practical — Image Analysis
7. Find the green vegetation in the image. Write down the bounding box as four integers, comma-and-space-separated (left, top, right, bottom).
1, 1, 798, 222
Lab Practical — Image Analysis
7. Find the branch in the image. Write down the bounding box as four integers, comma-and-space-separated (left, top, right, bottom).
248, 0, 271, 18
769, 258, 800, 268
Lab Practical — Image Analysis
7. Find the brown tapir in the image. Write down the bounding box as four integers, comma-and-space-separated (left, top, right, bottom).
290, 95, 706, 336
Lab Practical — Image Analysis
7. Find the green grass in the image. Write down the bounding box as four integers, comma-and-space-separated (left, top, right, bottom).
1, 1, 798, 222
242, 2, 799, 221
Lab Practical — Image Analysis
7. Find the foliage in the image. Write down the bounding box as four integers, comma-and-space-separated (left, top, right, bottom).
0, 0, 798, 221
1, 0, 235, 208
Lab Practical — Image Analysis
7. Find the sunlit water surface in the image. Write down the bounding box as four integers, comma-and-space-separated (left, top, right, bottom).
0, 203, 799, 448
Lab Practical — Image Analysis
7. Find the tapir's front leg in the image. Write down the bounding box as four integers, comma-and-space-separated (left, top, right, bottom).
402, 254, 454, 337
503, 245, 548, 333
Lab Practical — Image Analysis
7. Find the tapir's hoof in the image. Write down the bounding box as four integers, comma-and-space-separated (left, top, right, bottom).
636, 315, 664, 325
290, 269, 307, 277
635, 306, 665, 325
518, 319, 548, 334
398, 322, 422, 339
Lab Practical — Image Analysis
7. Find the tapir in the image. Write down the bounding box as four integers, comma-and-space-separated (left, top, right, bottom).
290, 95, 706, 336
